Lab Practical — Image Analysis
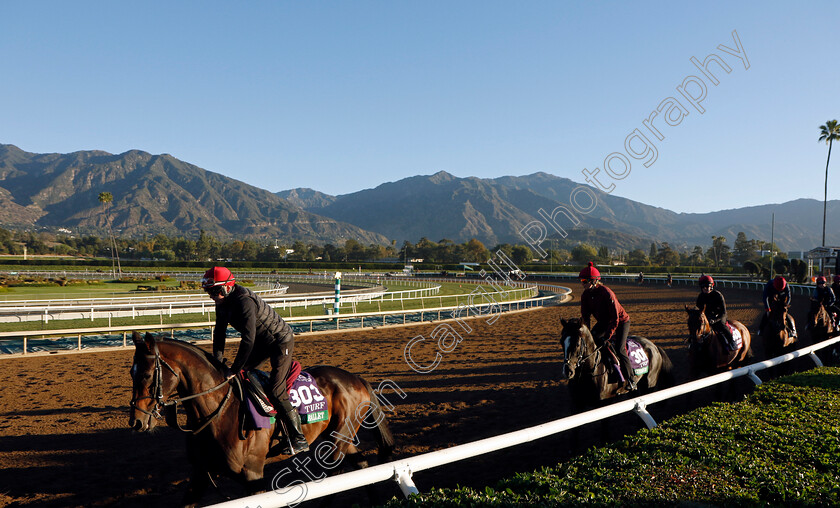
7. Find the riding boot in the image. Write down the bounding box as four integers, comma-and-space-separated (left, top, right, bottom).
722, 328, 737, 351
276, 400, 310, 455
616, 362, 637, 395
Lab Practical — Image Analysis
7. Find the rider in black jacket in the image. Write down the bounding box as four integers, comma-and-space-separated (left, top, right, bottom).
203, 266, 309, 455
695, 275, 736, 350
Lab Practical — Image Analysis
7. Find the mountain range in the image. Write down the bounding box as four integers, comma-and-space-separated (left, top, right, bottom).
0, 143, 836, 252
281, 171, 839, 252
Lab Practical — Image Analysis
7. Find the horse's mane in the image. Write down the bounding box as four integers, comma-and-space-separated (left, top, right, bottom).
156, 336, 222, 372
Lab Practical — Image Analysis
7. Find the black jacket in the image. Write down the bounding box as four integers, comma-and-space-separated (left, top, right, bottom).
212, 284, 293, 372
696, 289, 727, 325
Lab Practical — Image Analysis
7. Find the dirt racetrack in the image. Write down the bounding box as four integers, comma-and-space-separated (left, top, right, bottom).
0, 281, 824, 507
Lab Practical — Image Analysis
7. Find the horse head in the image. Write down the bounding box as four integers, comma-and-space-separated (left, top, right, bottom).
685, 305, 712, 347
560, 317, 597, 380
813, 303, 837, 335
129, 332, 180, 432
129, 332, 228, 434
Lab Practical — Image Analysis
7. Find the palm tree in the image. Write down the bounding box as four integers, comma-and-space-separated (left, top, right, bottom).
819, 120, 840, 246
98, 192, 122, 278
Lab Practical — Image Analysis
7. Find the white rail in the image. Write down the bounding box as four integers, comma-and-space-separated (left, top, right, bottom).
207, 335, 840, 508
0, 286, 401, 323
0, 284, 562, 355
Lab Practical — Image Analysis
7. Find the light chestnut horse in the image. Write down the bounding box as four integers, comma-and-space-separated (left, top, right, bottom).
810, 302, 839, 342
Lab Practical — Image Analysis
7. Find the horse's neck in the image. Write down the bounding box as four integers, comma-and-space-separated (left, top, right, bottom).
579, 331, 602, 369
162, 344, 224, 395
700, 316, 712, 335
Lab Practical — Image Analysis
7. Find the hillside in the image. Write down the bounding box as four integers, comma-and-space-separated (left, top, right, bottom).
284, 171, 838, 250
0, 144, 389, 245
1, 143, 835, 251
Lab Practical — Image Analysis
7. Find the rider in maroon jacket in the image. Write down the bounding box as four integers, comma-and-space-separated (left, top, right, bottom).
579, 262, 636, 394
203, 266, 309, 455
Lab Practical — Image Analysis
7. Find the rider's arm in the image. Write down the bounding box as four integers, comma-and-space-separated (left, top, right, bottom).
580, 291, 591, 329
230, 296, 258, 373
212, 308, 229, 362
710, 292, 726, 323
604, 291, 621, 340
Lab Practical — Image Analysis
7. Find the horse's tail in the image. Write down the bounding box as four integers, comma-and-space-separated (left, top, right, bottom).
361, 378, 396, 462
656, 345, 676, 388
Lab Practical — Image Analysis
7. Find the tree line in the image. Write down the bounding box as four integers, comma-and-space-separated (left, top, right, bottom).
0, 227, 794, 273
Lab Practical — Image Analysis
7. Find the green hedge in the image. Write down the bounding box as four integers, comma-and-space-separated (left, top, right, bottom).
381, 367, 840, 507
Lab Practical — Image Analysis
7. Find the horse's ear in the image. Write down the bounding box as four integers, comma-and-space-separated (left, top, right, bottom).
684, 304, 691, 313
560, 318, 567, 326
143, 332, 157, 350
132, 331, 150, 353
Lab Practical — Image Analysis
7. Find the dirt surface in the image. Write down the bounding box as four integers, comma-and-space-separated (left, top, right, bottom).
0, 281, 824, 507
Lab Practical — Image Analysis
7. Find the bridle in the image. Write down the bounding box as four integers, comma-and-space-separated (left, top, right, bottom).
563, 326, 608, 377
130, 343, 234, 434
686, 312, 713, 345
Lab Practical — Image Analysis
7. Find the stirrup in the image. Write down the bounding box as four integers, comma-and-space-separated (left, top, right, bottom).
616, 380, 637, 395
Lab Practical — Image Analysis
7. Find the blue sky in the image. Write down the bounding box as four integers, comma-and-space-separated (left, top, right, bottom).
1, 2, 837, 214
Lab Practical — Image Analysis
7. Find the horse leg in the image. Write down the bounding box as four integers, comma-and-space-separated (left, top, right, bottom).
182, 469, 211, 508
241, 468, 267, 496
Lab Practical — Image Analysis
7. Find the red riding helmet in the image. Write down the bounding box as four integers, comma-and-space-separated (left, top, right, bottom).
578, 261, 601, 281
816, 276, 827, 285
773, 276, 787, 291
202, 266, 235, 295
698, 275, 714, 287
834, 275, 840, 284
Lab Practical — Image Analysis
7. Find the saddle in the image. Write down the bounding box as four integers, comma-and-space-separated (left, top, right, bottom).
716, 322, 742, 352
603, 338, 650, 382
236, 361, 328, 439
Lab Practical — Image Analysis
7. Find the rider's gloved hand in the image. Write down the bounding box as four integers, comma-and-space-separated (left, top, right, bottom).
221, 364, 233, 378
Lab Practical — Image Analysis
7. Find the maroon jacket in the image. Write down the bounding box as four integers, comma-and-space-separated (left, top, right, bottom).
581, 284, 630, 340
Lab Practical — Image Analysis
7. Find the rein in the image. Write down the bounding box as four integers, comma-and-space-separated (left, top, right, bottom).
686, 315, 713, 345
568, 331, 609, 377
131, 344, 234, 435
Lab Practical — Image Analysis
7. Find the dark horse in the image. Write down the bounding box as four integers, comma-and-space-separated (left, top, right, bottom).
129, 332, 395, 506
762, 297, 798, 359
559, 318, 674, 409
809, 302, 838, 342
684, 305, 752, 378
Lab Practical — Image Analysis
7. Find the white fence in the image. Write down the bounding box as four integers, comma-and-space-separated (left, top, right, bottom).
0, 281, 446, 324
0, 282, 567, 355
208, 335, 840, 508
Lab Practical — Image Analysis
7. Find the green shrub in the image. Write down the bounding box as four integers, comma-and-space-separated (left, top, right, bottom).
381, 368, 840, 507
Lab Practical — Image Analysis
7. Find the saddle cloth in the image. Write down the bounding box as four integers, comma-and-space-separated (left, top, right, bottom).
725, 322, 743, 352
626, 338, 650, 375
246, 361, 329, 425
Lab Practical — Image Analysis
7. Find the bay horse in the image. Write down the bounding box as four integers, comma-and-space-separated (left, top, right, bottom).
128, 332, 395, 506
559, 318, 674, 410
762, 297, 797, 359
684, 305, 752, 378
809, 302, 838, 343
